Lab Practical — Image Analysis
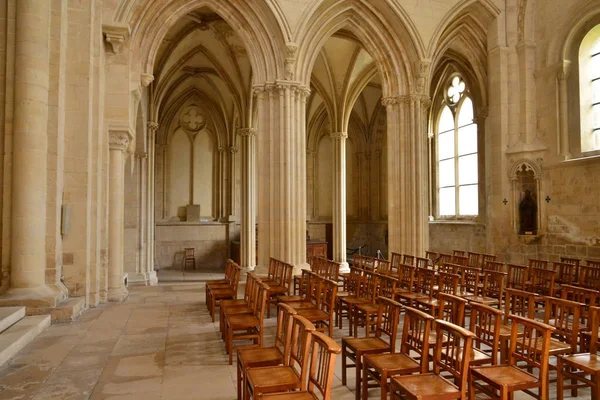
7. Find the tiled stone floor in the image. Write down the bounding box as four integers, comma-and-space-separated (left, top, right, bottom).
0, 269, 591, 399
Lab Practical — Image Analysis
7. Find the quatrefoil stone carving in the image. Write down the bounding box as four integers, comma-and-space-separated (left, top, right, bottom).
179, 105, 206, 132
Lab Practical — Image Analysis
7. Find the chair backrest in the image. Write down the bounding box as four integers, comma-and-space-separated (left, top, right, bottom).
425, 251, 438, 268
279, 261, 294, 291
452, 250, 466, 257
275, 302, 298, 356
417, 268, 437, 298
504, 288, 537, 323
230, 264, 243, 296
585, 306, 600, 353
222, 259, 233, 282
397, 264, 415, 292
543, 297, 581, 353
554, 261, 577, 284
324, 260, 340, 281
467, 252, 481, 268
286, 315, 317, 390
561, 284, 599, 308
305, 331, 341, 400
561, 257, 581, 268
346, 266, 364, 296
376, 259, 392, 275
377, 274, 398, 299
402, 254, 415, 266
436, 293, 467, 326
415, 257, 429, 270
390, 252, 402, 275
579, 265, 600, 290
439, 253, 453, 266
458, 266, 480, 295
439, 262, 460, 274
267, 258, 278, 280
363, 271, 380, 303
353, 254, 365, 269
481, 271, 506, 303
297, 269, 312, 298
507, 263, 528, 290
433, 320, 476, 398
363, 256, 378, 272
481, 253, 498, 268
318, 278, 338, 318
244, 272, 259, 303
529, 259, 549, 270
529, 267, 556, 296
306, 271, 322, 305
507, 315, 554, 388
375, 296, 403, 350
400, 306, 435, 373
587, 260, 600, 269
483, 260, 505, 272
309, 257, 327, 275
451, 255, 469, 266
437, 271, 460, 296
184, 247, 195, 259
469, 302, 503, 365
254, 281, 270, 336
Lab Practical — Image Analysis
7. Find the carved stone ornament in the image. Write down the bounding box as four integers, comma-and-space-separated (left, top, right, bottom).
238, 128, 257, 138
141, 73, 154, 87
109, 129, 132, 152
102, 24, 130, 55
179, 105, 206, 132
147, 122, 159, 136
329, 132, 348, 140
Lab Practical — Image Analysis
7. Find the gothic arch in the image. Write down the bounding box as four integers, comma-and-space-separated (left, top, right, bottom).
114, 0, 285, 84
294, 0, 422, 97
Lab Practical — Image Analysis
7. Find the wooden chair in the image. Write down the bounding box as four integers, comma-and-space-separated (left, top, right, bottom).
425, 251, 438, 268
483, 260, 505, 272
557, 305, 600, 400
390, 320, 476, 400
439, 253, 453, 266
415, 257, 429, 270
393, 264, 415, 297
439, 262, 460, 274
451, 255, 469, 266
220, 271, 260, 337
207, 263, 242, 322
183, 247, 195, 270
403, 254, 415, 266
468, 270, 505, 307
529, 258, 549, 270
561, 256, 581, 280
337, 266, 366, 330
362, 307, 434, 400
376, 259, 392, 276
469, 315, 555, 400
236, 302, 297, 400
561, 284, 599, 337
580, 264, 600, 290
341, 297, 402, 400
396, 267, 435, 308
296, 277, 338, 337
245, 315, 316, 400
542, 298, 581, 368
587, 259, 600, 269
498, 288, 538, 363
284, 271, 322, 311
206, 260, 235, 308
257, 331, 341, 400
280, 269, 312, 303
458, 265, 481, 299
416, 271, 460, 314
452, 249, 466, 257
468, 302, 502, 366
224, 280, 269, 364
528, 267, 557, 297
554, 261, 578, 289
347, 271, 380, 337
507, 263, 528, 290
354, 274, 397, 338
266, 261, 294, 318
390, 252, 402, 276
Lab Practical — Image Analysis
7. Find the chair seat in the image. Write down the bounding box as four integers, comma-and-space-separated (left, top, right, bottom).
364, 353, 420, 374
285, 301, 317, 310
416, 298, 438, 308
297, 308, 329, 322
397, 292, 430, 301
268, 285, 288, 295
471, 365, 539, 386
247, 366, 301, 393
355, 303, 379, 313
253, 392, 315, 400
340, 296, 369, 305
464, 295, 499, 305
238, 346, 284, 368
227, 314, 260, 329
223, 305, 253, 317
221, 299, 247, 308
534, 337, 572, 355
560, 353, 600, 373
392, 373, 460, 399
343, 337, 390, 352
336, 291, 349, 297
211, 288, 236, 299
278, 295, 303, 302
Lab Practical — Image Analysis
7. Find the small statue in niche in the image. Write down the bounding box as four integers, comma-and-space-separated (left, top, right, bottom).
519, 189, 537, 235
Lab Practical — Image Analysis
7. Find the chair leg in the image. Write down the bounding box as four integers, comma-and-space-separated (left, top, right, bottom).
468, 371, 475, 400
361, 361, 369, 400
342, 343, 347, 386
380, 370, 388, 400
236, 361, 242, 400
557, 357, 564, 400
355, 352, 362, 400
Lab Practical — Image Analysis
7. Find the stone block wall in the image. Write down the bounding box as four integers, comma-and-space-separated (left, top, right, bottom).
429, 222, 487, 255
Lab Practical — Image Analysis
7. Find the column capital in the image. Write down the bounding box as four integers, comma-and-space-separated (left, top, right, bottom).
228, 146, 238, 154
102, 23, 130, 55
109, 129, 133, 152
253, 81, 311, 99
557, 60, 572, 81
147, 122, 159, 135
329, 132, 348, 140
238, 128, 257, 138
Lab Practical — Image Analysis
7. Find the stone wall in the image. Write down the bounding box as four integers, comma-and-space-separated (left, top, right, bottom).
429, 222, 487, 256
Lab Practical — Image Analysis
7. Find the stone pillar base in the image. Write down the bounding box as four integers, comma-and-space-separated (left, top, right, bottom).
338, 261, 350, 274
127, 271, 158, 286
107, 286, 129, 302
0, 285, 68, 315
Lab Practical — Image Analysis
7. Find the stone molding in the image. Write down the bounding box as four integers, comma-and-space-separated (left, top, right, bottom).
329, 132, 348, 140
238, 128, 257, 138
109, 129, 133, 152
141, 73, 155, 87
381, 94, 431, 109
253, 81, 311, 99
228, 146, 238, 154
147, 122, 159, 136
102, 23, 130, 54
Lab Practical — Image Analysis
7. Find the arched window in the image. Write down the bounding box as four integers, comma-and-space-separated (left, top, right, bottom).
436, 76, 478, 217
579, 24, 600, 152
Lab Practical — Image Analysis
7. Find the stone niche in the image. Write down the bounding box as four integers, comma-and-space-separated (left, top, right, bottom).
509, 160, 543, 239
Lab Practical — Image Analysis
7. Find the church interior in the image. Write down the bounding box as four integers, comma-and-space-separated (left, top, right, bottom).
0, 0, 599, 399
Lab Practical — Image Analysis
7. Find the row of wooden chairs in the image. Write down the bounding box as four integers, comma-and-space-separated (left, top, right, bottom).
293, 256, 341, 295
259, 258, 295, 318
206, 259, 242, 321
238, 302, 341, 400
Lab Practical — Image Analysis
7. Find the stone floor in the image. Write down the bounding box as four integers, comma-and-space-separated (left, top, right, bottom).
0, 269, 592, 399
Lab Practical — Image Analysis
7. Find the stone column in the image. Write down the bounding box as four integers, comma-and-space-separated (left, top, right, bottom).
9, 1, 57, 297
557, 62, 571, 160
330, 132, 350, 273
254, 81, 310, 274
146, 122, 158, 284
383, 95, 430, 257
228, 146, 238, 218
107, 129, 131, 301
239, 128, 257, 270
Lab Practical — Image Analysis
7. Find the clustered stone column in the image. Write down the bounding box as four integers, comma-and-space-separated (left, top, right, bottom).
9, 0, 58, 301
383, 94, 430, 257
254, 81, 310, 274
107, 129, 131, 301
239, 128, 257, 270
146, 122, 158, 284
330, 132, 350, 273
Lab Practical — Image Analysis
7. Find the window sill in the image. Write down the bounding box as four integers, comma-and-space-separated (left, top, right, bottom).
547, 153, 600, 169
428, 219, 485, 227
